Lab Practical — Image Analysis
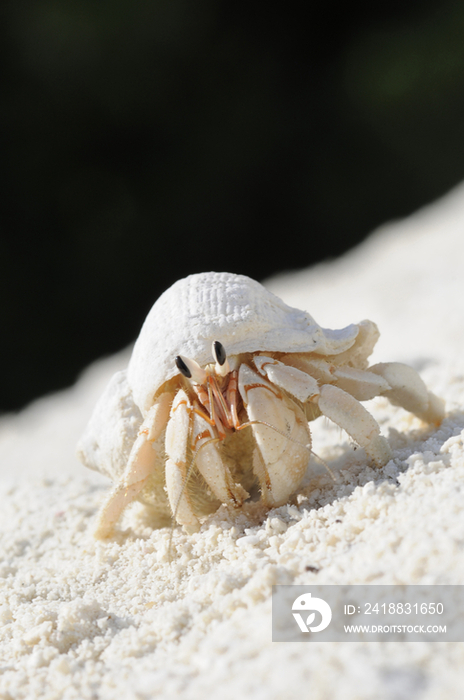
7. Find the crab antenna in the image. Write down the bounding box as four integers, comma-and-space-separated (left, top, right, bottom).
309, 450, 338, 482
212, 340, 230, 377
175, 355, 207, 384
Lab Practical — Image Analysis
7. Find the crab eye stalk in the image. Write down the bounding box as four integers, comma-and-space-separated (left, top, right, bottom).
175, 354, 207, 384
212, 340, 230, 377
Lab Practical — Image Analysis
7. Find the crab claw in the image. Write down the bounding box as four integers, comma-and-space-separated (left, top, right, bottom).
238, 365, 310, 506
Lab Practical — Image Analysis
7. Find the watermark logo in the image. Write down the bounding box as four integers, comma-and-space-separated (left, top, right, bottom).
273, 585, 461, 642
292, 592, 332, 633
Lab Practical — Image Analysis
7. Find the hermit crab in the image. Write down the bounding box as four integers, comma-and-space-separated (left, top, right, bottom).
77, 272, 444, 538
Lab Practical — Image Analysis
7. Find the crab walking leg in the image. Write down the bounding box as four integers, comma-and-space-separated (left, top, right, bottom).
317, 384, 392, 466
331, 366, 390, 401
165, 390, 201, 532
238, 365, 311, 506
94, 392, 173, 539
369, 362, 445, 425
192, 412, 249, 506
253, 355, 320, 403
253, 355, 323, 422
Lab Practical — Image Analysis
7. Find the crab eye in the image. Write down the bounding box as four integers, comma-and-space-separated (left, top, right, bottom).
212, 340, 227, 366
175, 354, 207, 384
212, 340, 230, 377
175, 355, 191, 378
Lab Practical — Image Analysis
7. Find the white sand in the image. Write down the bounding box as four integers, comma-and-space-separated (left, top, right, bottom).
1, 184, 464, 699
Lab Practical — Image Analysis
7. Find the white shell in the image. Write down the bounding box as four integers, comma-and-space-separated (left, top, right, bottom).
77, 370, 142, 480
128, 272, 359, 413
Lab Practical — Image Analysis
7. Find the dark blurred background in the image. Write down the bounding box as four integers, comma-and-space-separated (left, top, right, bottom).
3, 0, 464, 412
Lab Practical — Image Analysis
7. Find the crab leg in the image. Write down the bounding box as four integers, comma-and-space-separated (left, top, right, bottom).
253, 355, 393, 466
331, 366, 390, 401
165, 390, 201, 532
316, 384, 392, 466
94, 391, 173, 539
238, 365, 310, 506
252, 355, 323, 421
369, 362, 445, 425
253, 355, 320, 403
